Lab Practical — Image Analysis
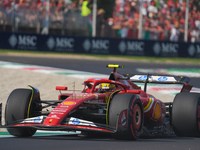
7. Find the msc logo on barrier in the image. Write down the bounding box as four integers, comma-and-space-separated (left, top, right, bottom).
47, 37, 74, 52
83, 39, 110, 53
187, 44, 200, 57
153, 42, 178, 56
9, 34, 37, 49
118, 41, 145, 55
9, 35, 17, 48
47, 37, 55, 50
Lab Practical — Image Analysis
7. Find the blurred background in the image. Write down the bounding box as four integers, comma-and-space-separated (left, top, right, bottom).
0, 0, 200, 43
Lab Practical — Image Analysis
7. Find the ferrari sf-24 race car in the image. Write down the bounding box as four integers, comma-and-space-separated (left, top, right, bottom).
0, 64, 200, 140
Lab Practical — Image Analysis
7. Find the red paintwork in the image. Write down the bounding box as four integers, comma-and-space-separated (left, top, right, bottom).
56, 86, 68, 90
11, 68, 170, 133
43, 94, 98, 125
42, 70, 166, 127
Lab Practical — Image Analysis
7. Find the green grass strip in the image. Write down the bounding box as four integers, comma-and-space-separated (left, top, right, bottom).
165, 68, 200, 73
0, 132, 10, 136
0, 131, 77, 136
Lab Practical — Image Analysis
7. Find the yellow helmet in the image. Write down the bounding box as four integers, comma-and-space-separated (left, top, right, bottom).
99, 83, 115, 90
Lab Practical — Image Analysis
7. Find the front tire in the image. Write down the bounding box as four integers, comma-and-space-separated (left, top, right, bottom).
5, 88, 41, 137
172, 92, 200, 137
108, 93, 144, 140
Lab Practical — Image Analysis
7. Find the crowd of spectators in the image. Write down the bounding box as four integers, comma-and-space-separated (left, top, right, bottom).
0, 0, 200, 43
110, 0, 200, 42
0, 0, 86, 35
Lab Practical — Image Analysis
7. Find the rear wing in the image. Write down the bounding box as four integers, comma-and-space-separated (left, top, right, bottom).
129, 75, 192, 93
130, 75, 190, 84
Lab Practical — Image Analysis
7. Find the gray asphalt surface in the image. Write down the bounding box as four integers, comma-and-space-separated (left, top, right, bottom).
0, 54, 200, 150
0, 134, 200, 150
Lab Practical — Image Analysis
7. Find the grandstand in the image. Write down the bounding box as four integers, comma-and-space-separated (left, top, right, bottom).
0, 0, 199, 43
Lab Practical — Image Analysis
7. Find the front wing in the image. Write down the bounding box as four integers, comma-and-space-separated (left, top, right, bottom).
1, 115, 116, 133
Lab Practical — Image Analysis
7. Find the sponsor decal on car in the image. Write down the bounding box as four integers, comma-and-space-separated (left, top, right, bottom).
72, 119, 80, 125
68, 117, 97, 127
158, 77, 168, 81
34, 117, 43, 123
20, 116, 44, 124
73, 96, 89, 99
62, 101, 76, 105
139, 75, 147, 80
152, 102, 161, 120
52, 109, 66, 112
47, 115, 60, 119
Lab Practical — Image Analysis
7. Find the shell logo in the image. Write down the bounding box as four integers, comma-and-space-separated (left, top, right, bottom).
153, 103, 161, 120
63, 101, 76, 105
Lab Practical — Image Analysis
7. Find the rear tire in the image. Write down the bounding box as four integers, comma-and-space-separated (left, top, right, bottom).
172, 92, 200, 137
5, 89, 41, 137
108, 93, 144, 140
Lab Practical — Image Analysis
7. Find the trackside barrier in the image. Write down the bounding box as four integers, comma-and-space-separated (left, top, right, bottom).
0, 31, 200, 58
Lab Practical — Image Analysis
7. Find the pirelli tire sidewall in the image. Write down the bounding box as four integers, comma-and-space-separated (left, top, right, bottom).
129, 97, 144, 139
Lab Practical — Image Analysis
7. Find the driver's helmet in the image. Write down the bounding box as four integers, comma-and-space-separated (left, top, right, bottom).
99, 83, 115, 91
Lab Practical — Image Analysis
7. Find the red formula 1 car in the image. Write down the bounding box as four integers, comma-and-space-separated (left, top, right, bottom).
0, 64, 200, 140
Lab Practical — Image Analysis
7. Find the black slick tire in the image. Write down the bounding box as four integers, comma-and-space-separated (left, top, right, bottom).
5, 89, 39, 137
108, 93, 144, 140
172, 92, 200, 137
